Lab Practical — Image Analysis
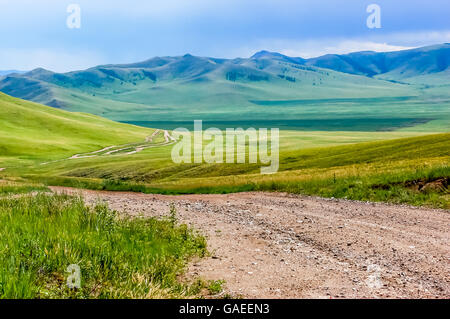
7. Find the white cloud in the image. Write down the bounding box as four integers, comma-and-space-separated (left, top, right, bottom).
230, 30, 450, 58
279, 41, 414, 58
0, 48, 106, 72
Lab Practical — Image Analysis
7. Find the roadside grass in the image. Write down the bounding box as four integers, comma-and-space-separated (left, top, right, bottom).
0, 193, 208, 299
31, 161, 449, 208
0, 179, 49, 195
253, 164, 449, 208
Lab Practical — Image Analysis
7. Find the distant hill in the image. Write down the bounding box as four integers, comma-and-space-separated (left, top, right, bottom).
0, 44, 448, 130
0, 70, 26, 76
304, 43, 450, 82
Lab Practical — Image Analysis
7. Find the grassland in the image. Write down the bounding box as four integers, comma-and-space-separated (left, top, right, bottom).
0, 92, 152, 167
0, 94, 218, 298
11, 132, 447, 209
0, 94, 450, 202
0, 178, 49, 195
1, 44, 448, 299
0, 192, 209, 298
0, 92, 448, 209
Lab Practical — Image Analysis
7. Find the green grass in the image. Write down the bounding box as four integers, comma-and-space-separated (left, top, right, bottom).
0, 183, 49, 195
0, 92, 152, 167
30, 160, 449, 208
0, 177, 50, 195
0, 193, 207, 299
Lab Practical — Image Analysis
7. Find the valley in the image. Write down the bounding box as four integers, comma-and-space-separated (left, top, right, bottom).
0, 44, 448, 299
1, 44, 449, 131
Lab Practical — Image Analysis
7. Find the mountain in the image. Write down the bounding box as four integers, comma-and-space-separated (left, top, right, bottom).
0, 92, 149, 164
0, 54, 415, 117
304, 43, 450, 82
0, 70, 26, 76
251, 50, 306, 64
0, 44, 448, 131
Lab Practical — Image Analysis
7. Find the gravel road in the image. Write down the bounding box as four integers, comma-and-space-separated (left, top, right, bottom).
51, 187, 450, 299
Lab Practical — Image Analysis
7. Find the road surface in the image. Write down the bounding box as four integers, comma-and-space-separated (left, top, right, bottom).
51, 187, 450, 299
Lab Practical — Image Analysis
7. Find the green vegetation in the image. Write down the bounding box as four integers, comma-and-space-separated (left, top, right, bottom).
0, 92, 151, 167
0, 180, 49, 195
207, 280, 226, 295
0, 193, 207, 298
0, 92, 447, 208
17, 133, 448, 208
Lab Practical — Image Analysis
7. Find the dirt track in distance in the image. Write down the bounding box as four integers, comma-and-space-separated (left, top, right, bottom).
51, 187, 450, 299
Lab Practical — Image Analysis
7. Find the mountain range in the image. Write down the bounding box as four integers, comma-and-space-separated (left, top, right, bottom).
0, 70, 26, 76
0, 43, 449, 130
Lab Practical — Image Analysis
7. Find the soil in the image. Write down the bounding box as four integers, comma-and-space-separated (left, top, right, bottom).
51, 186, 450, 299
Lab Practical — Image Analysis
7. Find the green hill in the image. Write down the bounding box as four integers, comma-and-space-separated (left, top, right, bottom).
0, 92, 151, 166
0, 44, 449, 131
304, 43, 450, 82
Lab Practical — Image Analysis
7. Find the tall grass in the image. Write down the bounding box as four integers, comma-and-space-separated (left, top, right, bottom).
0, 193, 207, 299
0, 179, 49, 195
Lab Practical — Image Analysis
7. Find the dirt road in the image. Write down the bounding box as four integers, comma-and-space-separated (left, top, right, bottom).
51, 187, 450, 299
40, 130, 177, 166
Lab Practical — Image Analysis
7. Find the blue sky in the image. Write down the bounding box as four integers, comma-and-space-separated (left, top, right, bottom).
0, 0, 449, 72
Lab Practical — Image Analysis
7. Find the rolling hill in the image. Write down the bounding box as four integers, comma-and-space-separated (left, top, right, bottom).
0, 92, 151, 166
0, 44, 449, 131
304, 43, 450, 82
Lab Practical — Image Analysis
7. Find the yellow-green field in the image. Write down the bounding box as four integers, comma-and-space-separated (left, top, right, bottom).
0, 93, 448, 208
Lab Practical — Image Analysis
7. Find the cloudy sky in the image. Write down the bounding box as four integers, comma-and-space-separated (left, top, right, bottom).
0, 0, 449, 72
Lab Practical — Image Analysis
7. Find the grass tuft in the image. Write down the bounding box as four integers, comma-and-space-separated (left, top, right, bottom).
0, 193, 207, 299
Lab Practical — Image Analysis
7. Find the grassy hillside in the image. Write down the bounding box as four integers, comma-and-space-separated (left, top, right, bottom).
0, 92, 152, 167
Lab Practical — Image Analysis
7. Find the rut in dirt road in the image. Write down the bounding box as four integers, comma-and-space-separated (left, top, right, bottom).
51, 187, 450, 299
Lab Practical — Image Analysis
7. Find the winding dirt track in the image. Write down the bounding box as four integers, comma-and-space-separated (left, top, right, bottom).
51, 187, 450, 299
40, 130, 176, 166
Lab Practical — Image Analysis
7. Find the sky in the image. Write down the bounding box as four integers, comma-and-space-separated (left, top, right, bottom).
0, 0, 449, 72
